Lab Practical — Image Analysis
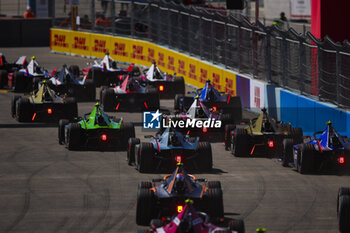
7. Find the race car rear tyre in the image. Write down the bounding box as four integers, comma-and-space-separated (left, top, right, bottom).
91, 67, 103, 87
139, 181, 152, 189
16, 97, 32, 122
101, 88, 115, 112
174, 76, 185, 94
69, 65, 80, 77
208, 181, 222, 190
127, 137, 140, 165
207, 188, 224, 219
14, 71, 25, 92
224, 124, 235, 151
225, 96, 242, 122
337, 187, 350, 214
282, 138, 294, 167
232, 128, 249, 157
121, 123, 135, 150
298, 143, 314, 174
339, 195, 350, 233
58, 119, 70, 145
146, 88, 160, 110
0, 70, 8, 88
131, 66, 141, 76
196, 142, 213, 171
229, 219, 245, 233
136, 187, 154, 225
64, 97, 78, 120
290, 127, 303, 144
221, 113, 235, 125
137, 142, 154, 173
11, 95, 21, 118
174, 94, 184, 111
67, 123, 82, 150
84, 80, 96, 101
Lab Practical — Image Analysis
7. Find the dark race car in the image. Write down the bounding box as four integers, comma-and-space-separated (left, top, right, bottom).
127, 126, 212, 173
58, 103, 135, 151
163, 96, 236, 142
337, 187, 350, 233
228, 108, 303, 157
82, 53, 136, 87
11, 81, 78, 123
100, 75, 160, 112
137, 199, 245, 233
0, 53, 27, 89
135, 61, 185, 99
282, 121, 350, 174
48, 65, 95, 101
174, 80, 242, 121
136, 163, 224, 225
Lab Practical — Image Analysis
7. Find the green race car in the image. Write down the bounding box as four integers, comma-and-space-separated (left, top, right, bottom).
58, 103, 135, 151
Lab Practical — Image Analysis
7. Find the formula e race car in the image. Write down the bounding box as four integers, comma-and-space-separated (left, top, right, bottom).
0, 53, 27, 88
174, 80, 242, 121
135, 62, 185, 99
48, 65, 96, 101
11, 81, 78, 122
7, 56, 52, 92
337, 187, 350, 233
163, 96, 236, 142
83, 53, 135, 87
58, 103, 135, 150
281, 121, 350, 174
136, 163, 224, 225
137, 199, 245, 233
229, 108, 303, 157
100, 75, 160, 112
127, 126, 212, 172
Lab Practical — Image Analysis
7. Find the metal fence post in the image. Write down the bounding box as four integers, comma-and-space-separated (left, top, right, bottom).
188, 13, 191, 54
317, 45, 322, 100
147, 2, 151, 41
199, 16, 203, 58
265, 30, 272, 83
91, 0, 95, 32
224, 21, 227, 68
238, 25, 242, 72
211, 18, 214, 63
177, 9, 181, 49
130, 0, 135, 37
168, 8, 171, 46
299, 39, 306, 94
336, 49, 342, 106
110, 0, 115, 34
281, 35, 288, 87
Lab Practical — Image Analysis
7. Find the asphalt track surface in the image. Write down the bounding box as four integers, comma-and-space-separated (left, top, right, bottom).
0, 47, 349, 233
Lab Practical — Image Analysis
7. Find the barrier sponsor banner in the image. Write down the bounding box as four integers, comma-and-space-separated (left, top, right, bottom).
70, 31, 90, 56
223, 70, 236, 96
209, 66, 224, 92
130, 40, 147, 66
110, 36, 131, 63
265, 84, 278, 120
90, 34, 111, 58
236, 75, 250, 109
50, 29, 71, 53
250, 79, 265, 111
196, 62, 210, 86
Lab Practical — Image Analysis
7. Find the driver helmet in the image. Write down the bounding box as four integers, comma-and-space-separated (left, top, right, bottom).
175, 174, 186, 193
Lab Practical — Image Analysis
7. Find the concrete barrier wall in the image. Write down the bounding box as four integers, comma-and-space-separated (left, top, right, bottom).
0, 18, 52, 47
49, 28, 350, 136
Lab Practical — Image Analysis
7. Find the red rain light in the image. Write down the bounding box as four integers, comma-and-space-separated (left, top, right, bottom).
177, 205, 183, 213
144, 102, 148, 109
268, 140, 274, 148
212, 106, 217, 112
115, 103, 120, 111
47, 108, 52, 114
32, 113, 36, 121
175, 156, 182, 163
159, 85, 164, 92
202, 127, 208, 133
339, 156, 345, 164
101, 134, 108, 141
119, 75, 123, 80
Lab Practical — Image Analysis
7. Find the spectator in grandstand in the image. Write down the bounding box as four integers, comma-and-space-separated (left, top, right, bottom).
80, 15, 92, 30
59, 12, 72, 28
24, 6, 35, 18
273, 12, 288, 28
95, 13, 111, 29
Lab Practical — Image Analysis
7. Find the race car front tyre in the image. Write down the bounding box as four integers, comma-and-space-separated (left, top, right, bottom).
232, 128, 249, 157
64, 97, 78, 120
11, 95, 21, 118
339, 195, 350, 233
121, 123, 136, 150
207, 188, 224, 219
208, 181, 222, 190
127, 137, 140, 165
337, 187, 350, 215
14, 71, 26, 92
174, 76, 185, 94
290, 127, 303, 144
224, 124, 235, 150
174, 94, 184, 111
58, 119, 69, 145
229, 219, 245, 233
137, 142, 154, 173
91, 67, 103, 87
136, 187, 154, 225
282, 139, 294, 167
298, 143, 314, 174
67, 123, 82, 150
101, 88, 115, 112
16, 97, 32, 122
196, 142, 213, 171
139, 181, 152, 189
146, 88, 160, 110
0, 70, 8, 88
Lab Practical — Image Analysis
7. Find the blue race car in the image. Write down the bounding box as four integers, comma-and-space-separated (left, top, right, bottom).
174, 80, 242, 123
127, 127, 212, 173
282, 121, 350, 174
